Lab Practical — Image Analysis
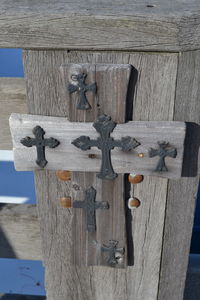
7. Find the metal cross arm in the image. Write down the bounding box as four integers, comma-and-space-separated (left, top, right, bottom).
149, 142, 177, 172
10, 113, 187, 179
68, 73, 97, 110
20, 125, 60, 168
72, 115, 140, 179
73, 186, 109, 232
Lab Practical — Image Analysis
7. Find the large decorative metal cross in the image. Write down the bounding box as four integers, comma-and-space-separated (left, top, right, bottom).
21, 126, 60, 168
101, 240, 125, 266
73, 186, 109, 232
149, 141, 177, 172
68, 73, 97, 110
72, 115, 140, 180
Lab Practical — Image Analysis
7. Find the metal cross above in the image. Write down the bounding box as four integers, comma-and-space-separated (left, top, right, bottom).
149, 141, 177, 172
73, 186, 109, 232
72, 115, 140, 180
68, 73, 97, 110
20, 126, 60, 168
101, 240, 125, 266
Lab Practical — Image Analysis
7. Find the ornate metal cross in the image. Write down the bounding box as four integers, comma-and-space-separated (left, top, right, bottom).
73, 186, 109, 232
68, 73, 97, 110
72, 115, 140, 180
149, 141, 177, 172
101, 240, 124, 266
21, 126, 60, 168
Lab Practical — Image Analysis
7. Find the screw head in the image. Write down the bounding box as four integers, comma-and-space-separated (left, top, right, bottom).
128, 174, 144, 184
56, 170, 72, 181
128, 198, 141, 209
60, 197, 72, 208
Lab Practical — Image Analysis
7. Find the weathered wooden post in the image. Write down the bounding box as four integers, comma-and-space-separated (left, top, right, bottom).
2, 1, 200, 299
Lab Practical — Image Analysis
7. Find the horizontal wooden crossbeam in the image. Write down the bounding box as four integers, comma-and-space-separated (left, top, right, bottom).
0, 1, 200, 51
10, 113, 187, 179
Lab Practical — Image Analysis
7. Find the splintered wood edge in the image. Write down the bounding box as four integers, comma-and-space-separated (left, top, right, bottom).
9, 113, 187, 179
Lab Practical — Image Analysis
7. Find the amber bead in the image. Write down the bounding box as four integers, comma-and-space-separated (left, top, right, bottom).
128, 174, 144, 184
60, 197, 72, 208
56, 170, 72, 181
128, 198, 141, 209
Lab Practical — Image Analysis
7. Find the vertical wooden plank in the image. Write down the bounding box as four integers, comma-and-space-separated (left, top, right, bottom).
158, 51, 200, 300
60, 63, 131, 267
127, 53, 178, 300
23, 51, 179, 299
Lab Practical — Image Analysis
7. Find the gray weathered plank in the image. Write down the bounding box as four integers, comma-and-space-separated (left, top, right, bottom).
126, 53, 178, 300
10, 113, 186, 179
0, 204, 42, 260
61, 63, 131, 268
158, 50, 200, 300
0, 1, 200, 51
0, 78, 27, 150
23, 50, 178, 299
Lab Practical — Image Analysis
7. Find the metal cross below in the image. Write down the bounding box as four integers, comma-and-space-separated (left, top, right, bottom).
68, 73, 97, 110
101, 240, 125, 266
149, 141, 177, 172
21, 126, 60, 168
72, 114, 140, 180
73, 186, 109, 232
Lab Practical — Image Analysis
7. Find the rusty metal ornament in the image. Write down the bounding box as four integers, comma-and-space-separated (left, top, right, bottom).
68, 73, 97, 110
73, 186, 109, 232
20, 126, 60, 168
149, 141, 177, 172
72, 115, 140, 180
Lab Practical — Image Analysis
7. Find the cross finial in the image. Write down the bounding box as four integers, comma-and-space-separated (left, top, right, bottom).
72, 115, 140, 180
68, 73, 97, 110
149, 141, 177, 172
101, 240, 124, 266
73, 186, 109, 232
21, 126, 60, 168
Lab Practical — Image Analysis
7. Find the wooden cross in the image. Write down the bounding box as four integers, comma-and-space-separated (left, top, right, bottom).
149, 141, 177, 172
72, 114, 140, 180
101, 240, 125, 266
73, 186, 109, 232
20, 126, 60, 168
68, 73, 96, 110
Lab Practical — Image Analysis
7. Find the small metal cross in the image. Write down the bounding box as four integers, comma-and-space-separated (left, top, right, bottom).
149, 141, 177, 172
68, 73, 97, 110
72, 115, 140, 180
21, 126, 60, 168
73, 186, 109, 232
101, 240, 125, 266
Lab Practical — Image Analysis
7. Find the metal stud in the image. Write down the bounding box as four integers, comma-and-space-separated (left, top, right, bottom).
128, 173, 144, 184
60, 197, 72, 208
56, 170, 72, 181
128, 197, 141, 209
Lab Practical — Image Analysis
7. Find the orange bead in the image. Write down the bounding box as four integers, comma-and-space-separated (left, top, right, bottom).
128, 174, 144, 184
60, 197, 72, 208
128, 198, 141, 209
56, 170, 72, 181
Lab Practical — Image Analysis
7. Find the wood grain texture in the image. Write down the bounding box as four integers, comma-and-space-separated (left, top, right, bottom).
0, 204, 42, 260
0, 1, 200, 51
62, 64, 131, 268
23, 50, 179, 299
158, 50, 200, 300
0, 78, 26, 150
10, 113, 186, 179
